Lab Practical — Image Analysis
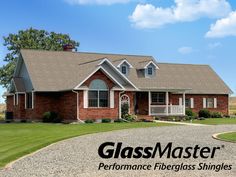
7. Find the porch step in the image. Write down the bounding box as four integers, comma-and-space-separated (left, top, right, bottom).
136, 115, 154, 121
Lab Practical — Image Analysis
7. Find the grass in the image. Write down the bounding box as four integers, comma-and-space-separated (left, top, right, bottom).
184, 118, 236, 125
0, 122, 174, 168
217, 132, 236, 143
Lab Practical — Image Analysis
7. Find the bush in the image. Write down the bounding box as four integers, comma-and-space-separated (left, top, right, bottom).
185, 108, 194, 117
123, 114, 137, 122
154, 116, 160, 120
84, 119, 94, 123
102, 118, 111, 123
42, 111, 61, 123
121, 103, 129, 118
20, 120, 27, 123
211, 112, 222, 118
114, 119, 125, 123
198, 109, 211, 118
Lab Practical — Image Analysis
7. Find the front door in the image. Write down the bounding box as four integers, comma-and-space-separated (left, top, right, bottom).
135, 92, 148, 115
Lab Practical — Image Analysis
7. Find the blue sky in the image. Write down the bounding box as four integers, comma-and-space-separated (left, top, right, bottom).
0, 0, 236, 102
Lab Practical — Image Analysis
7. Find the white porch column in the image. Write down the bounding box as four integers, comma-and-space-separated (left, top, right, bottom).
148, 91, 151, 116
166, 91, 169, 116
183, 92, 186, 115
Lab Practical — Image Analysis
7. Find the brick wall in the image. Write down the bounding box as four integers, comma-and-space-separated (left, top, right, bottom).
170, 94, 229, 115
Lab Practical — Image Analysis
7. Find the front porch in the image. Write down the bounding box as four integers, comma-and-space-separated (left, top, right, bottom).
135, 91, 186, 116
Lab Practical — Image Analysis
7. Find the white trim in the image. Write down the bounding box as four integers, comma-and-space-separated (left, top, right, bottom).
25, 93, 27, 109
148, 91, 151, 116
203, 98, 206, 108
117, 59, 134, 68
110, 90, 114, 108
97, 58, 139, 90
214, 98, 217, 108
83, 90, 88, 108
144, 61, 159, 69
183, 92, 186, 115
190, 98, 194, 108
74, 66, 125, 90
179, 98, 182, 105
13, 94, 16, 106
32, 91, 34, 109
166, 91, 169, 116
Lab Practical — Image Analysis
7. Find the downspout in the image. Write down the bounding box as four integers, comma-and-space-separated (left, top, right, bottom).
72, 90, 84, 123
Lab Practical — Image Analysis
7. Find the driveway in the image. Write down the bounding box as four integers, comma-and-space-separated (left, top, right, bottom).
1, 125, 236, 177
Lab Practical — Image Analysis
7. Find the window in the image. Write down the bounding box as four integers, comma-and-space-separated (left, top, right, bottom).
88, 79, 108, 108
121, 65, 127, 75
26, 92, 33, 109
151, 92, 165, 104
185, 98, 190, 108
147, 67, 153, 75
206, 98, 214, 108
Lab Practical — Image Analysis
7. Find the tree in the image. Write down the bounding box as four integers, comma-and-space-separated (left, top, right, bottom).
0, 28, 79, 88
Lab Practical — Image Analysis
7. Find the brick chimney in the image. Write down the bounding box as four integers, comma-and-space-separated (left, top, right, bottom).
63, 44, 74, 52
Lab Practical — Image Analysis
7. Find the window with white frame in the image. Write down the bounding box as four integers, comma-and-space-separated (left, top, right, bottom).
185, 98, 190, 108
151, 92, 165, 104
26, 92, 33, 109
147, 66, 153, 76
121, 65, 127, 75
206, 98, 214, 108
88, 79, 108, 107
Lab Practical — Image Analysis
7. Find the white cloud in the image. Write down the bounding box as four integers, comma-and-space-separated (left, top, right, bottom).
206, 11, 236, 38
65, 0, 131, 5
208, 42, 222, 49
129, 0, 231, 29
178, 46, 193, 54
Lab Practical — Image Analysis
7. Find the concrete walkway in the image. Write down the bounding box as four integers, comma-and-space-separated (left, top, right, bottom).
154, 120, 210, 126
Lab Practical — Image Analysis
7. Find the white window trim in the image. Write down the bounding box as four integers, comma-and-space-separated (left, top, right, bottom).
190, 98, 194, 108
214, 98, 217, 108
203, 98, 206, 108
110, 90, 114, 108
25, 92, 34, 109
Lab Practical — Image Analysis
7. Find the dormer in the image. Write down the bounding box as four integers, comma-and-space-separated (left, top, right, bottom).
117, 59, 133, 76
144, 61, 159, 78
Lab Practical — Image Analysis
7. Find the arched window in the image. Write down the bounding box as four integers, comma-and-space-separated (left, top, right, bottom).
88, 79, 109, 107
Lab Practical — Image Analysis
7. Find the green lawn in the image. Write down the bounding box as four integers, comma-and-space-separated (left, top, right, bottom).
0, 122, 173, 168
184, 118, 236, 125
217, 132, 236, 143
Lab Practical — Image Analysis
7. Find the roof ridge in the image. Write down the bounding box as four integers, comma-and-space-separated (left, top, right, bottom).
158, 62, 210, 66
20, 49, 153, 58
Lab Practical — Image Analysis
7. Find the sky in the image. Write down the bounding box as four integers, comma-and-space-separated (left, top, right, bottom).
0, 0, 236, 103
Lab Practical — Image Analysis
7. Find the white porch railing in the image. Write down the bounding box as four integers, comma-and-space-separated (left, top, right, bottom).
150, 105, 184, 116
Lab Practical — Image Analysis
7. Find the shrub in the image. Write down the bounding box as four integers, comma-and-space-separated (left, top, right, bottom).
121, 103, 129, 118
84, 119, 94, 123
198, 109, 211, 118
102, 118, 111, 123
154, 116, 160, 120
211, 112, 222, 118
42, 111, 61, 123
123, 114, 137, 122
114, 119, 125, 123
185, 108, 194, 117
20, 120, 27, 123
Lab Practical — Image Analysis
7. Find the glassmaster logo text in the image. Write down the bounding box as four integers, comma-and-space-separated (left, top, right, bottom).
97, 142, 232, 172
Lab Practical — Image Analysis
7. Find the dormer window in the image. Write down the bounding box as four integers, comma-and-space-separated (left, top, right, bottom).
147, 67, 153, 75
121, 65, 127, 75
144, 61, 159, 78
117, 59, 133, 76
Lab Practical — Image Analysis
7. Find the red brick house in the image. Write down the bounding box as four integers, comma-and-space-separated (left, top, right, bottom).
5, 48, 233, 121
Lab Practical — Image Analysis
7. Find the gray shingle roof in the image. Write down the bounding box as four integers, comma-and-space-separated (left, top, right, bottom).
19, 49, 232, 94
